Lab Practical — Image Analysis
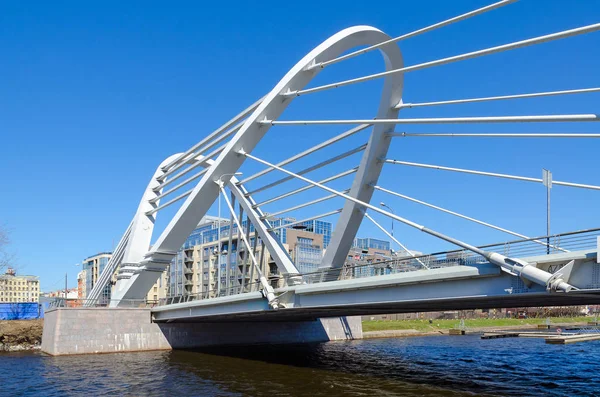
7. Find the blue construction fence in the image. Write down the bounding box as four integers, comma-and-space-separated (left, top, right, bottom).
0, 302, 44, 320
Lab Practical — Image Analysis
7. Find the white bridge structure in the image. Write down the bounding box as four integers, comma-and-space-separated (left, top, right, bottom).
87, 0, 600, 323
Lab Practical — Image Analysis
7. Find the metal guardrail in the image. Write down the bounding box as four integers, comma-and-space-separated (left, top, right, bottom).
156, 228, 600, 306
48, 298, 158, 309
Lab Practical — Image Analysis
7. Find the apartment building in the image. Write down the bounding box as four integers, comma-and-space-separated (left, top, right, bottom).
167, 216, 332, 299
0, 267, 40, 303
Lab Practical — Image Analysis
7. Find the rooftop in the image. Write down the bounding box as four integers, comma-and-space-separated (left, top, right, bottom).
1, 268, 39, 280
83, 252, 113, 261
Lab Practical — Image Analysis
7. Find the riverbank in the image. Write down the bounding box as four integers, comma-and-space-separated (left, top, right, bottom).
0, 319, 43, 351
362, 317, 592, 339
0, 317, 593, 350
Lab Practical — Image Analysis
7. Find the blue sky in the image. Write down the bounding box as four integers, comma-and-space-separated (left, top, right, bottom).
1, 0, 599, 291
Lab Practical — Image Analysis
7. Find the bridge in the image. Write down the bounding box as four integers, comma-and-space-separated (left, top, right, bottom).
42, 0, 600, 355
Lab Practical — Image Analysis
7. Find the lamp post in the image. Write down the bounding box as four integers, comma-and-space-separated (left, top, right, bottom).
542, 169, 552, 255
380, 202, 395, 237
216, 172, 243, 296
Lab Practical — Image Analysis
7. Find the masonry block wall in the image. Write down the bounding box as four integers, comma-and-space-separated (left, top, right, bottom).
41, 307, 362, 356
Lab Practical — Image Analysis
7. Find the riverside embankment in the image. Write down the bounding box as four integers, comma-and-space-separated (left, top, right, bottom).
0, 319, 43, 351
362, 316, 592, 339
0, 317, 593, 350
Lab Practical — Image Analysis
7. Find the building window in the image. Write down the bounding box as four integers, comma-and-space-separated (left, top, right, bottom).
297, 237, 313, 247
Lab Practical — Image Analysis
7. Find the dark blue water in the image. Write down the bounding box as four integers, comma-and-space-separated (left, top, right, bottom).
2, 335, 599, 396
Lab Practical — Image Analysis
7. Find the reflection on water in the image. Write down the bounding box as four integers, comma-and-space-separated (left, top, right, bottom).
2, 335, 599, 396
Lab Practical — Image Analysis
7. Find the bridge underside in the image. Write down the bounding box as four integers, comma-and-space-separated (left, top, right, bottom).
153, 291, 600, 323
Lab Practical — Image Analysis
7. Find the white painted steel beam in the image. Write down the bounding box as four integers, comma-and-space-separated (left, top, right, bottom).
85, 222, 132, 305
321, 127, 397, 269
314, 31, 403, 271
239, 124, 371, 185
263, 190, 348, 218
246, 144, 366, 196
396, 87, 600, 109
159, 125, 240, 182
139, 27, 402, 299
123, 155, 185, 262
109, 17, 599, 304
227, 177, 300, 277
218, 182, 279, 308
241, 151, 574, 292
150, 169, 209, 204
310, 0, 517, 70
263, 114, 600, 125
364, 212, 428, 269
393, 132, 600, 138
373, 185, 568, 252
152, 250, 600, 322
146, 189, 192, 216
225, 191, 236, 296
154, 144, 226, 192
103, 153, 184, 306
385, 160, 600, 191
254, 168, 358, 208
267, 209, 343, 231
161, 96, 265, 172
286, 23, 600, 97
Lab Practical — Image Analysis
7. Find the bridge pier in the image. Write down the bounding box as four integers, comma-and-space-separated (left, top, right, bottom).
41, 307, 362, 356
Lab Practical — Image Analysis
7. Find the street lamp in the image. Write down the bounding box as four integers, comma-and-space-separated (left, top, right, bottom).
380, 202, 394, 237
542, 169, 552, 255
216, 172, 242, 295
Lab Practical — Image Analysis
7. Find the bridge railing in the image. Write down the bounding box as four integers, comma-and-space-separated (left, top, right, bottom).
317, 227, 600, 282
154, 228, 600, 306
48, 298, 159, 309
451, 227, 600, 259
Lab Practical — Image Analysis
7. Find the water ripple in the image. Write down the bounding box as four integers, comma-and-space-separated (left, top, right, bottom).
2, 335, 599, 396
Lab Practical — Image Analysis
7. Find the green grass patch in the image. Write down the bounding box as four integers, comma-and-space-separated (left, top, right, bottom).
362, 317, 590, 332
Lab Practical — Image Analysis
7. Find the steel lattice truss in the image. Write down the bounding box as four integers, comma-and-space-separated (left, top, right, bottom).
86, 1, 600, 308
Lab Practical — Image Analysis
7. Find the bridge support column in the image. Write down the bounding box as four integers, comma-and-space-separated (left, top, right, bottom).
41, 307, 361, 356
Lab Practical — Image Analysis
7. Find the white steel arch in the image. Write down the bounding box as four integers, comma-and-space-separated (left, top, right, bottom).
89, 1, 600, 308
113, 26, 404, 306
87, 153, 182, 305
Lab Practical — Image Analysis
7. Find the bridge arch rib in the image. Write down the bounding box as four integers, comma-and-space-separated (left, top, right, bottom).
113, 26, 404, 305
94, 4, 600, 307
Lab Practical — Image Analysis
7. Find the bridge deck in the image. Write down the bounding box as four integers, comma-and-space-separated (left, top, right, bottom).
152, 249, 600, 323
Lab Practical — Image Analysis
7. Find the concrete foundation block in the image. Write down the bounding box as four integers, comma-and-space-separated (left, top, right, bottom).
41, 307, 362, 356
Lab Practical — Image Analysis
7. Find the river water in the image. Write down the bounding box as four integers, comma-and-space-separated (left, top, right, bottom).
2, 335, 599, 396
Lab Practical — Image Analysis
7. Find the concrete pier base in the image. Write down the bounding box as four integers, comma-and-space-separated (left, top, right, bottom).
41, 307, 362, 356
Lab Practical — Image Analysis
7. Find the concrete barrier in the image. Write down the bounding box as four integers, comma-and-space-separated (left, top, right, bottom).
41, 307, 362, 356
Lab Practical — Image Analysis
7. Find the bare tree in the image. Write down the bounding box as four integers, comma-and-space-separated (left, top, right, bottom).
0, 225, 14, 273
8, 302, 24, 320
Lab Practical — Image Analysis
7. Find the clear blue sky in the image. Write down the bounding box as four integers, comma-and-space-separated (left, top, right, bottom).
1, 1, 599, 291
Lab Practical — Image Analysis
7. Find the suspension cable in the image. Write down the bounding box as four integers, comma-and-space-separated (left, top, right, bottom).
284, 23, 600, 97
254, 168, 358, 208
364, 212, 429, 269
396, 87, 600, 109
262, 114, 600, 126
310, 0, 517, 70
246, 144, 366, 196
239, 124, 370, 185
385, 159, 600, 191
374, 185, 567, 252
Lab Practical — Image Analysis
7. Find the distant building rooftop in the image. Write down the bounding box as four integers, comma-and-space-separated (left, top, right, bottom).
1, 267, 39, 281
83, 252, 113, 261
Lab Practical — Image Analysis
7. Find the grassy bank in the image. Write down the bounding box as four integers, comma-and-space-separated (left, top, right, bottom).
362, 317, 591, 333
